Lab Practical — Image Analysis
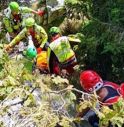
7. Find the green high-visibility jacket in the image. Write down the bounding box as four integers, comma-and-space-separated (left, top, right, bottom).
48, 36, 75, 64
9, 24, 48, 49
3, 7, 35, 33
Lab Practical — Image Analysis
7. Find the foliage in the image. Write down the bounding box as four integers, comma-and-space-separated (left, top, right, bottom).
60, 0, 91, 35
76, 93, 124, 127
92, 0, 124, 25
74, 0, 124, 82
65, 0, 79, 5
64, 1, 124, 126
0, 46, 124, 127
61, 0, 124, 81
0, 48, 105, 127
99, 97, 124, 127
0, 48, 78, 127
78, 20, 120, 80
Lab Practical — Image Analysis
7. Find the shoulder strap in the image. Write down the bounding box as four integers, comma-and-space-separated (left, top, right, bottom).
102, 81, 120, 105
104, 81, 120, 89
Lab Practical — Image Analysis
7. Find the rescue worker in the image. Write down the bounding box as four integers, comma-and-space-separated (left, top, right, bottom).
79, 70, 124, 127
35, 0, 48, 26
5, 17, 48, 73
3, 1, 44, 41
48, 26, 77, 76
5, 17, 47, 52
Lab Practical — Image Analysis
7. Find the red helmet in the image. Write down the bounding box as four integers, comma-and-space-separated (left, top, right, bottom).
80, 70, 103, 93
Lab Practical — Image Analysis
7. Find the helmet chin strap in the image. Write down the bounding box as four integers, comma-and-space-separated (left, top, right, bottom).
91, 80, 103, 93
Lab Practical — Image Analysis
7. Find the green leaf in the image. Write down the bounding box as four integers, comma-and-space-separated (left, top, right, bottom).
24, 94, 36, 106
